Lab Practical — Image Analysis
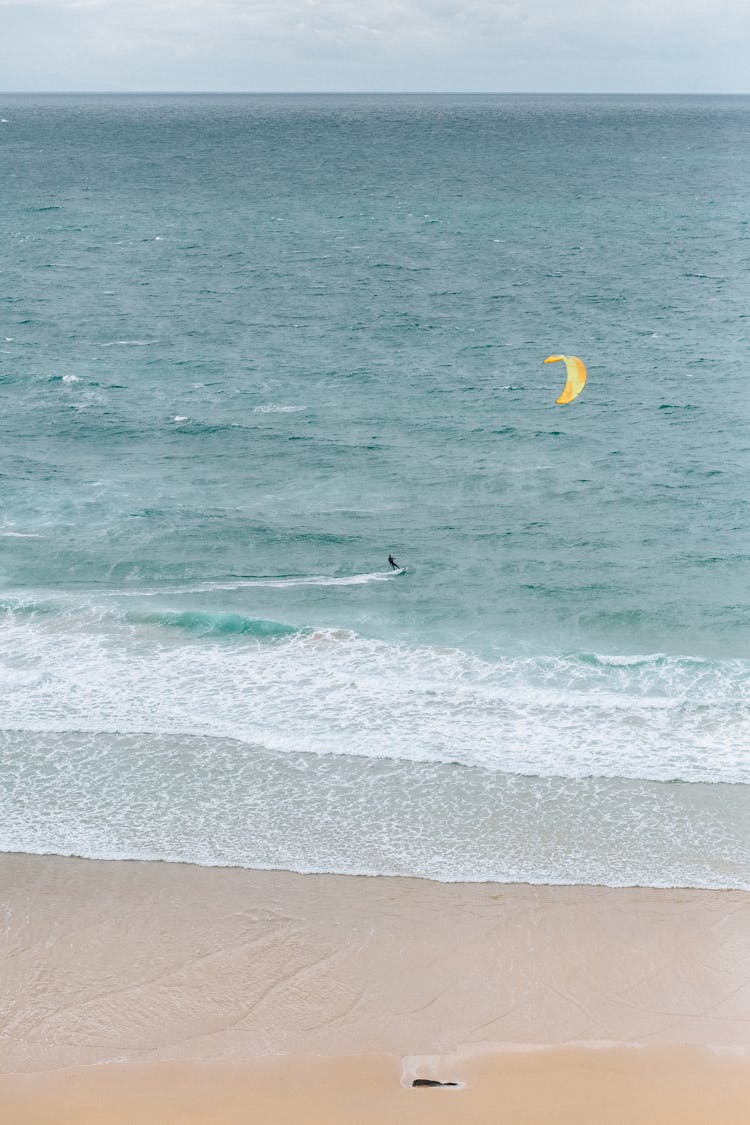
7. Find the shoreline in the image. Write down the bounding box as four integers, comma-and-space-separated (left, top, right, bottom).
1, 852, 749, 1121
9, 845, 750, 892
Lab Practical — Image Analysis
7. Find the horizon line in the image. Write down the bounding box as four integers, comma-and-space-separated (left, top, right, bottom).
2, 89, 750, 97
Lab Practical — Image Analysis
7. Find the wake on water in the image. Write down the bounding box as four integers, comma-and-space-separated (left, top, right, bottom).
107, 568, 407, 596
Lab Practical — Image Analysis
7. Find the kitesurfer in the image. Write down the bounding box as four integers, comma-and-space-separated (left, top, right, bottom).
388, 554, 400, 570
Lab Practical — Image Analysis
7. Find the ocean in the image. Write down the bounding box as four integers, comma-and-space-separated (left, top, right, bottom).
1, 93, 748, 888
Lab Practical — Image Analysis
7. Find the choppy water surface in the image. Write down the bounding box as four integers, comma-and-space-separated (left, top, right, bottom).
1, 94, 749, 886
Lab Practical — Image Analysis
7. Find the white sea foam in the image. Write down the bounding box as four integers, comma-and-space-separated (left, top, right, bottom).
61, 374, 80, 383
0, 608, 747, 787
0, 730, 747, 889
253, 403, 306, 413
99, 340, 155, 347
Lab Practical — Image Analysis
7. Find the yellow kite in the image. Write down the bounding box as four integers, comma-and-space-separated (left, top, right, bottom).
544, 354, 587, 404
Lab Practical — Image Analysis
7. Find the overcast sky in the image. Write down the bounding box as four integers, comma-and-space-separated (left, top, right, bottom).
1, 0, 748, 93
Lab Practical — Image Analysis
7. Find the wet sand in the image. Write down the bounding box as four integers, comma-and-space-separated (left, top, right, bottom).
1, 853, 749, 1121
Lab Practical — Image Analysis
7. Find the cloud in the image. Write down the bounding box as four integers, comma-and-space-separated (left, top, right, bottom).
1, 0, 748, 90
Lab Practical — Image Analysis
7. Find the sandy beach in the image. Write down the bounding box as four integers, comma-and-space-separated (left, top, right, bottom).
1, 852, 749, 1122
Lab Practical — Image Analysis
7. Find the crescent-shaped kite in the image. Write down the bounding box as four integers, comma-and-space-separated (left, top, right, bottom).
544, 354, 587, 404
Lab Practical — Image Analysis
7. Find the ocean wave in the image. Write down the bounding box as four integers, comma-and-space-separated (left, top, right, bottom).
578, 652, 673, 668
133, 610, 300, 639
0, 607, 748, 786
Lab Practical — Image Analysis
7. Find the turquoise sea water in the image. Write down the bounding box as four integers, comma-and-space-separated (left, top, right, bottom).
1, 94, 749, 886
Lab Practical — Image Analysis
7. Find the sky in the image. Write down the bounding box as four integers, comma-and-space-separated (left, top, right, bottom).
1, 0, 749, 93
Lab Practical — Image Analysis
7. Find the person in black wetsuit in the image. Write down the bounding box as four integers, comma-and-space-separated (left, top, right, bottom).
388, 554, 400, 570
